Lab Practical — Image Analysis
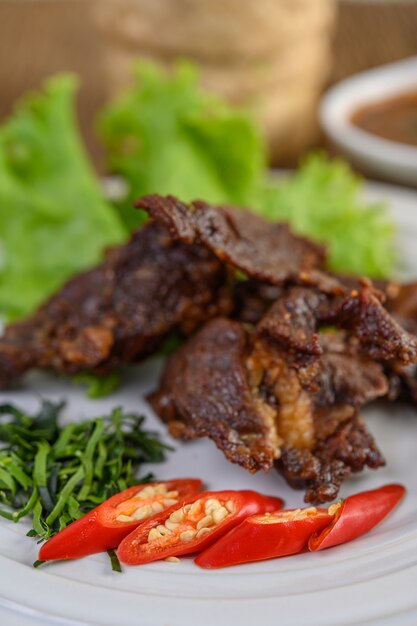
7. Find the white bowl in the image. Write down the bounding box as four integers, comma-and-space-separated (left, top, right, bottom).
320, 56, 417, 186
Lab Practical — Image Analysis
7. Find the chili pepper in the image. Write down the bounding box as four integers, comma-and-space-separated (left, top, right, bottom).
39, 478, 202, 561
195, 506, 332, 569
195, 483, 405, 568
117, 489, 284, 565
308, 483, 406, 551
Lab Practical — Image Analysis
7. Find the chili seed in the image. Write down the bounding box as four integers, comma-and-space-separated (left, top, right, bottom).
165, 520, 180, 531
204, 498, 222, 514
165, 491, 179, 498
163, 498, 179, 507
148, 528, 162, 542
196, 515, 213, 530
169, 509, 185, 523
189, 500, 202, 516
180, 530, 197, 543
212, 506, 228, 524
196, 527, 212, 539
132, 504, 153, 520
116, 514, 134, 523
225, 500, 235, 513
136, 486, 156, 498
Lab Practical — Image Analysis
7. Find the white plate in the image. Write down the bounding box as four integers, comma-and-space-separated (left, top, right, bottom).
320, 56, 417, 186
1, 181, 417, 626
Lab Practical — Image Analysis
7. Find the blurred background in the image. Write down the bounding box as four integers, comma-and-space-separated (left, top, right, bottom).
1, 0, 416, 170
0, 0, 416, 324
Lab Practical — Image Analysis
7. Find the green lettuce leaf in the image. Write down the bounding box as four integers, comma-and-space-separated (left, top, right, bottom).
0, 75, 126, 322
99, 62, 395, 278
98, 61, 264, 230
251, 153, 395, 278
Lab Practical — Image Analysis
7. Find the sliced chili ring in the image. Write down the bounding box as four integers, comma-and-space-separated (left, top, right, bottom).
195, 506, 333, 569
39, 478, 202, 561
308, 483, 406, 551
117, 489, 284, 565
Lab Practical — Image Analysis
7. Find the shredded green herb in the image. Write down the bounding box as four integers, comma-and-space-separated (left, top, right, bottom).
71, 371, 122, 399
0, 400, 171, 540
107, 549, 122, 573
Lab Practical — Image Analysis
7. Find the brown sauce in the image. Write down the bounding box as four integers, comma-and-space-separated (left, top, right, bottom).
352, 90, 417, 148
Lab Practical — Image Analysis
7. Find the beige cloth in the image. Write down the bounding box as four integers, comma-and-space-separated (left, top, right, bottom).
97, 0, 336, 162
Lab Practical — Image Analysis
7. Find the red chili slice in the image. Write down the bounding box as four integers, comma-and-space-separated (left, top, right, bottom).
195, 483, 406, 569
117, 490, 284, 565
39, 478, 202, 561
308, 483, 406, 551
195, 506, 332, 569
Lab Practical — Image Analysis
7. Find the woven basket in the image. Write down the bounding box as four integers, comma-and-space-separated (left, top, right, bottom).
96, 0, 337, 164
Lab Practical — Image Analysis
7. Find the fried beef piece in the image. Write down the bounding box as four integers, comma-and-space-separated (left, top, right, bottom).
150, 271, 413, 500
386, 362, 417, 405
325, 284, 417, 364
251, 283, 417, 498
387, 282, 417, 335
0, 222, 231, 388
233, 280, 283, 326
234, 273, 400, 328
258, 284, 417, 365
278, 416, 384, 503
258, 287, 326, 357
150, 315, 387, 502
135, 194, 343, 293
149, 318, 279, 472
328, 273, 400, 303
275, 331, 386, 502
383, 282, 417, 404
250, 332, 386, 502
313, 332, 389, 409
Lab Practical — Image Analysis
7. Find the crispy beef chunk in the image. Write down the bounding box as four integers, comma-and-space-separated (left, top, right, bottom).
278, 416, 384, 503
250, 332, 386, 502
328, 273, 399, 302
259, 284, 417, 365
149, 318, 279, 472
325, 284, 417, 364
258, 288, 326, 357
0, 196, 336, 389
2, 192, 413, 500
388, 282, 417, 335
275, 331, 386, 502
150, 315, 387, 502
0, 222, 231, 388
233, 280, 283, 326
234, 274, 400, 328
136, 194, 343, 293
384, 282, 417, 404
387, 362, 417, 405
